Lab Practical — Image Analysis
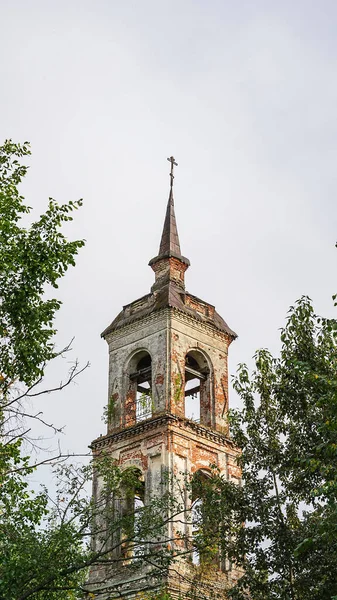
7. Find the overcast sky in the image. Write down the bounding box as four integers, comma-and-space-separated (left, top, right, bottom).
1, 1, 337, 462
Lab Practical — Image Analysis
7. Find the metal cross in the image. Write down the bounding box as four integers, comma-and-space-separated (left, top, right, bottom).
167, 156, 178, 188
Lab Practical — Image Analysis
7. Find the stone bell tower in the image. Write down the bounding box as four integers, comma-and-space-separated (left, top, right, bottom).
89, 158, 241, 599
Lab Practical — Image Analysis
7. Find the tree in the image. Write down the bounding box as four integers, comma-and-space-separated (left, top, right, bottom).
0, 139, 87, 599
0, 140, 85, 388
1, 448, 188, 600
0, 139, 87, 456
193, 297, 337, 600
0, 141, 189, 600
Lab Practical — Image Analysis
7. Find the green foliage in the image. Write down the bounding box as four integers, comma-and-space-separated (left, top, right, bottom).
0, 139, 188, 600
0, 447, 188, 600
0, 440, 87, 600
138, 390, 154, 412
173, 373, 182, 404
0, 139, 87, 599
0, 139, 84, 391
193, 297, 337, 600
102, 394, 117, 424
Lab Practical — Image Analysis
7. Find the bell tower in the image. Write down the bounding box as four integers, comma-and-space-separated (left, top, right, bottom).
89, 158, 241, 598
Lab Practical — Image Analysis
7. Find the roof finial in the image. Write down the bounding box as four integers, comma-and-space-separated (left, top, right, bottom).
167, 156, 178, 191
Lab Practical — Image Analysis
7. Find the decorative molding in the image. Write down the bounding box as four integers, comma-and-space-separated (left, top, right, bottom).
105, 306, 229, 346
91, 413, 236, 451
171, 308, 229, 341
105, 309, 170, 344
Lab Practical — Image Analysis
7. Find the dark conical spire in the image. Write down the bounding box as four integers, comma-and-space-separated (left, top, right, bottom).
149, 156, 190, 269
158, 188, 182, 257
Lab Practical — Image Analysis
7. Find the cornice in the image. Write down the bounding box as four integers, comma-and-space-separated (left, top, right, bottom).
105, 306, 229, 345
171, 308, 229, 341
105, 309, 171, 344
91, 413, 235, 451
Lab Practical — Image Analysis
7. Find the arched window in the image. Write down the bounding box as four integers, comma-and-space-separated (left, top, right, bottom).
133, 491, 145, 560
191, 496, 202, 565
191, 469, 217, 567
120, 467, 146, 560
191, 469, 210, 565
128, 351, 153, 423
184, 351, 210, 424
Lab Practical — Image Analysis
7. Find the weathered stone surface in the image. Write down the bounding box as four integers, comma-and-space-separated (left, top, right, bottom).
88, 180, 241, 598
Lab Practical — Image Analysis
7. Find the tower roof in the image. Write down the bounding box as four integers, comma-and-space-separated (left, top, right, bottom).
101, 156, 237, 340
149, 157, 190, 267
149, 190, 190, 266
101, 289, 237, 339
158, 189, 182, 257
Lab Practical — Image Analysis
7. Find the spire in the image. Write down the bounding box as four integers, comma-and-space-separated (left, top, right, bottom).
158, 156, 183, 259
149, 156, 190, 266
149, 156, 190, 290
158, 187, 182, 258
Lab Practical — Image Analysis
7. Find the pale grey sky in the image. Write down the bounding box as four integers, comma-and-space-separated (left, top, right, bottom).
1, 0, 337, 457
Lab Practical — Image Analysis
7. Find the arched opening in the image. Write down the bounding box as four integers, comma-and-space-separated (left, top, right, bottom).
133, 491, 145, 560
129, 351, 153, 423
191, 469, 212, 566
120, 467, 146, 560
191, 468, 223, 568
184, 351, 210, 424
191, 497, 202, 565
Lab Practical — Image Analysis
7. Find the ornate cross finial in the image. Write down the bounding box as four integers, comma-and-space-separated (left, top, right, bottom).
167, 156, 178, 189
